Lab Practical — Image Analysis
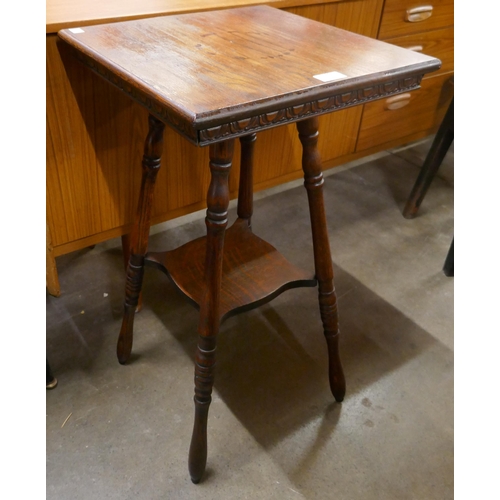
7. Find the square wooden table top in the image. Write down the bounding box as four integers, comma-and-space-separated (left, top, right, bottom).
58, 5, 441, 145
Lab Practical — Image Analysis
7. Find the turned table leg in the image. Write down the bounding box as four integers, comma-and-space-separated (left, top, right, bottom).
237, 133, 256, 228
297, 117, 346, 403
117, 115, 165, 364
188, 139, 234, 484
121, 234, 143, 313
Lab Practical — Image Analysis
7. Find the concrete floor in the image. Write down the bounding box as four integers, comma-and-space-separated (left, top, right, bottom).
46, 137, 453, 499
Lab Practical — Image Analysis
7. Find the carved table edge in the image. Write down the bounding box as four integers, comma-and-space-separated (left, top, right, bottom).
196, 76, 424, 145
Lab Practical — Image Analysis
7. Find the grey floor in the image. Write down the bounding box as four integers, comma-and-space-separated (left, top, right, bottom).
46, 137, 454, 500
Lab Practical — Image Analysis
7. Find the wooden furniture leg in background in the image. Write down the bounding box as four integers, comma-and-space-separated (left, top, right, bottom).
297, 117, 345, 403
188, 139, 234, 484
46, 224, 61, 297
117, 115, 165, 364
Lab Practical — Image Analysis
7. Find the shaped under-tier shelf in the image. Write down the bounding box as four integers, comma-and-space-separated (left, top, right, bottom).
145, 219, 317, 321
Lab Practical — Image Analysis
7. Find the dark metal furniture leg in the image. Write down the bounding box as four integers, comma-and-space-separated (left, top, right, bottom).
403, 98, 454, 219
443, 238, 454, 277
46, 359, 58, 389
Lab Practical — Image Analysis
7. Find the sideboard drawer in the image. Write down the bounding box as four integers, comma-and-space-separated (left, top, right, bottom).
379, 0, 454, 39
386, 26, 454, 77
356, 72, 453, 152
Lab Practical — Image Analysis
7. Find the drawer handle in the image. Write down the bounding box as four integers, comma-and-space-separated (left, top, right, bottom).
406, 45, 424, 52
405, 6, 433, 22
385, 94, 411, 110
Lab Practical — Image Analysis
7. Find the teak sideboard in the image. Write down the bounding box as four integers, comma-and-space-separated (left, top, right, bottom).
46, 0, 454, 295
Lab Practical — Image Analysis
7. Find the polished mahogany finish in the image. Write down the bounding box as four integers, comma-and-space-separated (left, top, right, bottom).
146, 219, 317, 321
59, 5, 440, 484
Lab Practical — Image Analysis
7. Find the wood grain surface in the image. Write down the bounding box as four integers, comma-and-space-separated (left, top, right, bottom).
146, 220, 317, 320
58, 5, 440, 144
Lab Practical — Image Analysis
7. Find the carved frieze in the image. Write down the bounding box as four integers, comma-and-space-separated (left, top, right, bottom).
197, 76, 422, 145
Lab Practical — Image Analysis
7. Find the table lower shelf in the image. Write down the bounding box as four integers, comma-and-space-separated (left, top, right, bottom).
145, 219, 317, 322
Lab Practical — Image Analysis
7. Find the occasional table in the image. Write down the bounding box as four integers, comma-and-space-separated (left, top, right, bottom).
59, 5, 440, 483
